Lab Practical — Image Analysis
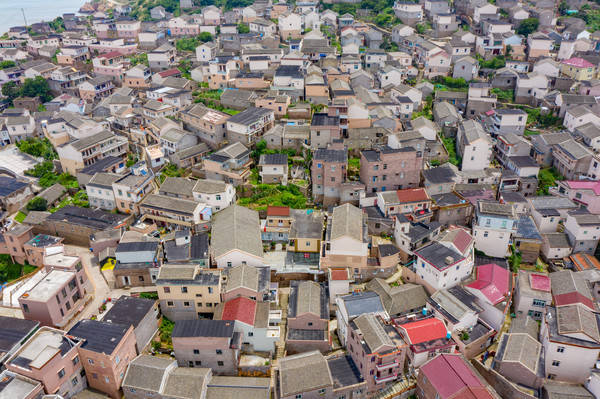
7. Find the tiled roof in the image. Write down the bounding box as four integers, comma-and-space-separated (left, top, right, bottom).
399, 317, 447, 345
220, 297, 256, 326
466, 263, 510, 305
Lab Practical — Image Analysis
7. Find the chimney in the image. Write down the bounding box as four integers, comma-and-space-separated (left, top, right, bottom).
445, 256, 454, 265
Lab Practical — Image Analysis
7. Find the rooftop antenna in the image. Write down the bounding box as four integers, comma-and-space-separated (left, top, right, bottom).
21, 8, 28, 28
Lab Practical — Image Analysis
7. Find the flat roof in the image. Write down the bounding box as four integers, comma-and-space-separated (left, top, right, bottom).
22, 270, 76, 302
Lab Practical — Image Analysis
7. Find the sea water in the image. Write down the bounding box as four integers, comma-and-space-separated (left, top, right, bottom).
0, 0, 84, 35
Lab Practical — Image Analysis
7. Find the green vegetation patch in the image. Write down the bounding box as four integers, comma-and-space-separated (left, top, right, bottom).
238, 184, 308, 210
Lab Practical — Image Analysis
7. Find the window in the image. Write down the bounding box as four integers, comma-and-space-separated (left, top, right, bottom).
58, 369, 65, 378
318, 388, 327, 395
22, 303, 29, 313
72, 356, 79, 366
72, 377, 78, 386
208, 287, 213, 294
552, 360, 560, 367
532, 299, 546, 307
181, 287, 188, 293
184, 301, 190, 307
88, 359, 94, 365
296, 395, 303, 399
216, 349, 223, 355
105, 376, 110, 383
195, 361, 202, 366
163, 287, 171, 293
167, 301, 174, 306
194, 349, 200, 354
557, 346, 565, 353
248, 332, 254, 337
217, 361, 224, 366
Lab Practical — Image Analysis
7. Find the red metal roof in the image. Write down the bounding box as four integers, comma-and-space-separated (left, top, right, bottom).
396, 188, 430, 203
420, 354, 493, 399
158, 68, 181, 78
529, 273, 551, 292
449, 227, 473, 255
466, 263, 509, 305
99, 51, 122, 59
221, 297, 256, 326
266, 205, 290, 217
400, 317, 447, 345
554, 292, 595, 311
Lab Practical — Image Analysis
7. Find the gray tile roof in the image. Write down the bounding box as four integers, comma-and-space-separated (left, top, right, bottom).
159, 177, 194, 198
330, 203, 363, 242
496, 332, 542, 374
278, 351, 333, 397
122, 355, 175, 392
211, 205, 263, 259
366, 278, 428, 316
141, 194, 200, 214
352, 313, 394, 353
193, 179, 228, 194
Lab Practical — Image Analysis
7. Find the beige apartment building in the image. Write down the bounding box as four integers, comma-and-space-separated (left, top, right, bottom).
156, 264, 222, 320
56, 130, 128, 174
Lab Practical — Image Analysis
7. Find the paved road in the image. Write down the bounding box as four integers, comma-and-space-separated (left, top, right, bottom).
64, 245, 110, 329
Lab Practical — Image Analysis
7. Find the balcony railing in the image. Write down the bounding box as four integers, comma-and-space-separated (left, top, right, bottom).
376, 361, 399, 371
375, 373, 398, 384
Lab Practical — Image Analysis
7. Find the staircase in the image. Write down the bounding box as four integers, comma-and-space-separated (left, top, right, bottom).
372, 376, 416, 399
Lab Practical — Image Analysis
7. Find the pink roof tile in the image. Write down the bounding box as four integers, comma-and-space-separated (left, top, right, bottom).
466, 263, 509, 305
565, 180, 600, 195
529, 273, 551, 292
420, 354, 493, 399
562, 57, 595, 68
450, 227, 473, 255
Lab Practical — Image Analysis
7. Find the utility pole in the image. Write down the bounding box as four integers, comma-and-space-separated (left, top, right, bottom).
21, 8, 28, 28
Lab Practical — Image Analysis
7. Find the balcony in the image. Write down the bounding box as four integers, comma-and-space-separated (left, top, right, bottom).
375, 373, 398, 384
376, 360, 399, 371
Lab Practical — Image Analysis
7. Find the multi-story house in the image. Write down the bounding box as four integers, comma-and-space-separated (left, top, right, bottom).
564, 210, 600, 254
159, 128, 198, 157
413, 240, 471, 291
456, 120, 492, 172
320, 203, 369, 275
529, 196, 578, 233
93, 51, 126, 78
347, 313, 406, 392
6, 327, 87, 398
115, 19, 141, 40
139, 194, 210, 231
286, 281, 330, 354
310, 113, 341, 149
261, 205, 292, 242
393, 1, 423, 25
259, 153, 288, 185
472, 201, 517, 258
86, 173, 120, 210
541, 306, 600, 383
180, 103, 230, 149
203, 142, 252, 186
552, 139, 593, 180
335, 291, 387, 347
225, 107, 274, 145
287, 210, 325, 267
563, 105, 600, 133
68, 320, 137, 399
172, 319, 241, 374
214, 296, 280, 352
222, 263, 271, 302
112, 172, 154, 214
311, 146, 348, 206
375, 188, 431, 218
561, 57, 596, 81
147, 43, 176, 70
552, 180, 600, 214
515, 72, 549, 104
78, 76, 115, 102
156, 264, 221, 320
19, 269, 88, 328
57, 130, 128, 175
484, 109, 527, 136
360, 145, 423, 194
494, 132, 531, 166
123, 64, 152, 88
211, 205, 264, 268
167, 16, 199, 37
56, 46, 90, 65
192, 179, 235, 212
397, 315, 456, 368
513, 270, 552, 320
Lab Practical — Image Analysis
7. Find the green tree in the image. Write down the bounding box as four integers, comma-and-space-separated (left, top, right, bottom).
199, 32, 213, 42
516, 18, 539, 36
27, 197, 48, 211
0, 60, 16, 69
237, 23, 250, 33
1, 81, 19, 104
20, 76, 53, 102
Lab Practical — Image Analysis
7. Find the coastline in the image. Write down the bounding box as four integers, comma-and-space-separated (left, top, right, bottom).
0, 0, 85, 36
